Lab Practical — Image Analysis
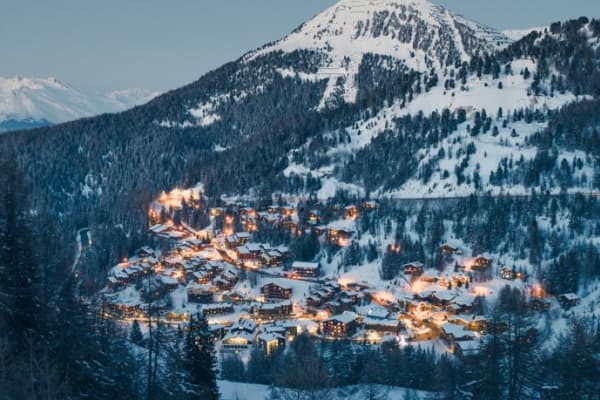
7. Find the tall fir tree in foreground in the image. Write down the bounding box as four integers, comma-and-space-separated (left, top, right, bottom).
184, 313, 219, 400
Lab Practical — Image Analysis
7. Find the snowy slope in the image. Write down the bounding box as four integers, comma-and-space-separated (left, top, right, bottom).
248, 0, 512, 108
218, 380, 433, 399
503, 27, 546, 41
0, 76, 159, 132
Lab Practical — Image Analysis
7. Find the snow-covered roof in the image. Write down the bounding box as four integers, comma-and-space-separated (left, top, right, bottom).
442, 323, 474, 339
257, 333, 284, 343
560, 293, 580, 301
326, 219, 355, 232
327, 311, 358, 324
292, 261, 319, 270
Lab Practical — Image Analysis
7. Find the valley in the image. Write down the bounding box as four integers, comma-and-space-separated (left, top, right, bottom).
1, 0, 599, 398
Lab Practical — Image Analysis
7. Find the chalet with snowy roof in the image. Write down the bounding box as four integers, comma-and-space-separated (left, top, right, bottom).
214, 277, 234, 291
235, 246, 253, 262
439, 243, 461, 255
444, 301, 471, 316
429, 291, 457, 306
136, 246, 156, 259
206, 262, 224, 274
441, 323, 477, 343
201, 303, 234, 317
222, 332, 253, 351
363, 317, 401, 333
105, 298, 143, 318
264, 250, 284, 266
221, 269, 239, 284
471, 256, 492, 271
226, 235, 239, 248
326, 224, 354, 245
344, 205, 359, 219
455, 339, 483, 358
192, 271, 211, 285
230, 318, 257, 334
256, 301, 293, 319
558, 293, 580, 309
403, 262, 425, 277
261, 282, 292, 300
306, 295, 324, 308
222, 291, 251, 304
257, 333, 286, 355
187, 285, 214, 304
160, 275, 179, 291
321, 311, 359, 337
292, 261, 320, 278
449, 315, 487, 332
245, 243, 262, 257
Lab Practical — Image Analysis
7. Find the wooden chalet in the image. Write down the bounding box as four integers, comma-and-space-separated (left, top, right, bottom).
321, 311, 359, 337
257, 333, 286, 355
363, 317, 401, 333
136, 246, 156, 259
292, 261, 320, 278
558, 293, 580, 309
439, 243, 461, 255
344, 205, 359, 220
222, 332, 253, 350
261, 282, 293, 300
471, 256, 492, 271
256, 301, 293, 319
187, 285, 214, 304
449, 315, 487, 332
403, 261, 425, 277
201, 303, 234, 317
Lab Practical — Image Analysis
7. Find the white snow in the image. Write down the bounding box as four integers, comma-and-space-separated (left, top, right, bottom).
0, 76, 159, 127
248, 0, 512, 109
218, 380, 433, 400
502, 27, 546, 41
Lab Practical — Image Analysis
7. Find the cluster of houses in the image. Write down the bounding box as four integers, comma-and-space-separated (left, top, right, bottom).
212, 200, 379, 253
102, 193, 569, 360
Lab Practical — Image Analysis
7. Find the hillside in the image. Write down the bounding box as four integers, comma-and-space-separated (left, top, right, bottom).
0, 1, 598, 276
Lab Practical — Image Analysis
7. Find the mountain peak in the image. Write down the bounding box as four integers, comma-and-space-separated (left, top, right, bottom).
249, 0, 511, 108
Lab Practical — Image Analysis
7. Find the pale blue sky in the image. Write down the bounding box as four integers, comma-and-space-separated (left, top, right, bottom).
1, 0, 598, 93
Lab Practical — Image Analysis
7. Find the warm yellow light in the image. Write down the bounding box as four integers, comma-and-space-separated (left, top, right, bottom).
473, 286, 491, 296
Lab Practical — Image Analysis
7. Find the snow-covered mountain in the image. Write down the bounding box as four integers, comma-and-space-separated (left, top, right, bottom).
249, 0, 512, 108
0, 76, 159, 132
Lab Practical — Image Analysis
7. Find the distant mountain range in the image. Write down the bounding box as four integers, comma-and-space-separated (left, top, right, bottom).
0, 76, 159, 132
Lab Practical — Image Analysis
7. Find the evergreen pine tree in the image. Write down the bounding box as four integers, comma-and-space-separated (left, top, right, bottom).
184, 313, 219, 400
130, 319, 144, 345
